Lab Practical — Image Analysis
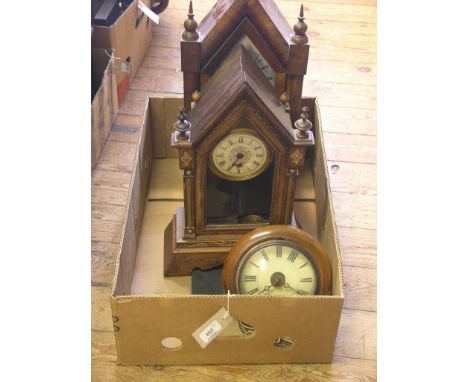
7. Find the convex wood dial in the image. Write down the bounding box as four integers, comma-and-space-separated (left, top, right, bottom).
209, 129, 271, 181
223, 225, 332, 296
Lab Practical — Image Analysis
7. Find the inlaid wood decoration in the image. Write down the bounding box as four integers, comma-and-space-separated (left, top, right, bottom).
164, 0, 314, 276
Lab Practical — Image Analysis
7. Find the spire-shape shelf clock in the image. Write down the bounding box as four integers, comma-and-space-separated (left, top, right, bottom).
164, 1, 313, 276
180, 0, 310, 123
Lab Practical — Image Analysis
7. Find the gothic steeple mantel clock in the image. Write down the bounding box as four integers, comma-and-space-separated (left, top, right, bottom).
180, 0, 310, 123
163, 44, 315, 276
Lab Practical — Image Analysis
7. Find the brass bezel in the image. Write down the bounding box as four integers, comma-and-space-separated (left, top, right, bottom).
208, 128, 272, 181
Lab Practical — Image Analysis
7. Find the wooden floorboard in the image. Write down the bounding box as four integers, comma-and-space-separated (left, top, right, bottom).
91, 0, 377, 380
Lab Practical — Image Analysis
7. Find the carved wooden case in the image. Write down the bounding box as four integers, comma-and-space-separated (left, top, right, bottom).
180, 0, 310, 122
165, 45, 314, 276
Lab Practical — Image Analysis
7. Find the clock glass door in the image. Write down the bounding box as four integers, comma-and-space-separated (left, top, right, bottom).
206, 120, 274, 226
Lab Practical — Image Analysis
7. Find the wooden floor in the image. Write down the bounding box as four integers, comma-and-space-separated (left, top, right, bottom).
92, 0, 376, 380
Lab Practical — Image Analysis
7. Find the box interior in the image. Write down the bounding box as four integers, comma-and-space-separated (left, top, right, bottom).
130, 158, 319, 295
113, 97, 342, 299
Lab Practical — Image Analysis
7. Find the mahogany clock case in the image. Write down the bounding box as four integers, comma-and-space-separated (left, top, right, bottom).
109, 96, 344, 365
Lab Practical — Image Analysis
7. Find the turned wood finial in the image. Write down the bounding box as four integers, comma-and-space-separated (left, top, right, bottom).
294, 106, 313, 139
191, 90, 201, 103
174, 107, 191, 140
182, 1, 199, 41
290, 4, 308, 45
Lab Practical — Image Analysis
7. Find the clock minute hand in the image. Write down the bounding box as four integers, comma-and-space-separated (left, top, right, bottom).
227, 158, 240, 171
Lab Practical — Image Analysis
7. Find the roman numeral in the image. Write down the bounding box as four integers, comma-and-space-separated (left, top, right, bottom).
236, 167, 240, 174
244, 275, 256, 282
300, 277, 314, 282
299, 262, 309, 269
288, 249, 299, 263
228, 139, 234, 145
239, 137, 243, 143
256, 154, 264, 158
248, 139, 253, 145
253, 161, 260, 166
218, 160, 226, 167
248, 288, 259, 295
261, 250, 269, 261
249, 261, 260, 268
296, 289, 309, 296
254, 146, 261, 151
276, 246, 282, 258
216, 154, 224, 158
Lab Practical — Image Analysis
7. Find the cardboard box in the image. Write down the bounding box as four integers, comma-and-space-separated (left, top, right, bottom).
91, 49, 119, 170
110, 96, 344, 365
92, 0, 153, 106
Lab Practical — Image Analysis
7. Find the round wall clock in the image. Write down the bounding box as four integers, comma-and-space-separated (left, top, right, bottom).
222, 225, 332, 296
209, 129, 272, 181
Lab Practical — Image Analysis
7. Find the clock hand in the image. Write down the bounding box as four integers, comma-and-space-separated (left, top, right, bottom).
258, 285, 272, 295
227, 158, 240, 171
284, 283, 301, 293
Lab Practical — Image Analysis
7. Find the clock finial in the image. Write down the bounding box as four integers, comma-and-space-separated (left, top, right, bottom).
280, 92, 290, 112
174, 107, 191, 140
191, 90, 201, 103
294, 106, 313, 139
290, 4, 308, 45
182, 1, 199, 41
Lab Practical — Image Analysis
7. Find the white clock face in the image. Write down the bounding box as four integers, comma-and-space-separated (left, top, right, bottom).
210, 129, 271, 181
237, 241, 318, 296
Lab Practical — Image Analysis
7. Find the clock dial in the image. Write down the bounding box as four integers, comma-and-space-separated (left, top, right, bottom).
222, 225, 332, 296
237, 242, 318, 296
210, 129, 271, 181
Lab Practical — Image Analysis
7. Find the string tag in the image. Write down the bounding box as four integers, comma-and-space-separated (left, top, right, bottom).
223, 290, 231, 319
103, 50, 131, 76
192, 292, 234, 349
138, 0, 160, 25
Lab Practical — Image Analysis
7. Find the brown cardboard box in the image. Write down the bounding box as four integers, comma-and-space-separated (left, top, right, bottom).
91, 49, 119, 170
92, 0, 152, 106
110, 96, 344, 365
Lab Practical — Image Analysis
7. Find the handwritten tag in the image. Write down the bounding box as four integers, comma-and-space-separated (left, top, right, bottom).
192, 307, 233, 349
138, 0, 160, 25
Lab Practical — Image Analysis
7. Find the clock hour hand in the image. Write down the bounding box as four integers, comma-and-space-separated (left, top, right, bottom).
284, 283, 309, 296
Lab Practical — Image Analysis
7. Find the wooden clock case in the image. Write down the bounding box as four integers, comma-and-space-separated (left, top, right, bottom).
164, 45, 314, 276
163, 0, 313, 276
180, 0, 310, 122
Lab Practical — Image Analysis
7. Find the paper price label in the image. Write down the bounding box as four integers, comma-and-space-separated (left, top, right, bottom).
192, 307, 233, 349
199, 320, 222, 344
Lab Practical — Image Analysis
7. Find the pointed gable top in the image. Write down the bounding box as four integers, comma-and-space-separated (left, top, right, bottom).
197, 0, 293, 67
188, 44, 295, 144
